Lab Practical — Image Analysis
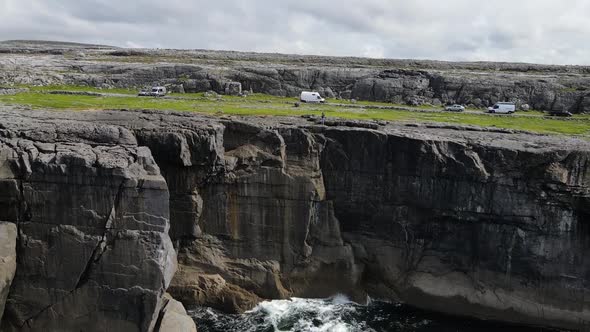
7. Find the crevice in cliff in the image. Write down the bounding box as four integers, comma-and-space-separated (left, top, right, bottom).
152, 294, 170, 332
19, 284, 80, 328
19, 180, 127, 328
16, 178, 27, 248
74, 179, 125, 290
395, 220, 432, 285
455, 83, 466, 103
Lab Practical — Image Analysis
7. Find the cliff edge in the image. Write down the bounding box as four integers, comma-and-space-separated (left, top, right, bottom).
0, 107, 589, 330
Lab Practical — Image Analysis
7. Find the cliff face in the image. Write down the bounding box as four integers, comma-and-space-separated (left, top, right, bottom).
0, 222, 16, 324
135, 111, 590, 330
320, 127, 590, 328
1, 42, 590, 112
0, 108, 589, 330
0, 113, 178, 331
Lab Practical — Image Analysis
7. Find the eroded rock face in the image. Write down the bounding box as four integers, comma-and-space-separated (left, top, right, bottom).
0, 222, 17, 323
98, 108, 590, 329
1, 108, 589, 331
0, 114, 176, 332
319, 127, 590, 329
132, 117, 359, 311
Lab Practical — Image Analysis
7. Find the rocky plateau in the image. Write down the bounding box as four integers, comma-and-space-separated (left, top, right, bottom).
1, 40, 590, 112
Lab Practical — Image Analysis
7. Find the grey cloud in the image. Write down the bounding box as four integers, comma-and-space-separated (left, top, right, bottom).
488, 31, 516, 49
0, 0, 589, 65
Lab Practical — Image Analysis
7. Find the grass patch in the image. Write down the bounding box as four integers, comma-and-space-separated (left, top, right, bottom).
1, 90, 589, 136
5, 84, 138, 95
26, 84, 138, 95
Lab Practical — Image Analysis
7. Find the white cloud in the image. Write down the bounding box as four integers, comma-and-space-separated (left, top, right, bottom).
362, 45, 385, 59
0, 0, 589, 65
125, 41, 145, 48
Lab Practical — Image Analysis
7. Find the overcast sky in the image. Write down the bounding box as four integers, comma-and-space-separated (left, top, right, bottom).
1, 0, 589, 65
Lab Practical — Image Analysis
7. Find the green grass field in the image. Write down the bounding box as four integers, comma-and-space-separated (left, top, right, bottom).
1, 86, 589, 137
25, 85, 138, 95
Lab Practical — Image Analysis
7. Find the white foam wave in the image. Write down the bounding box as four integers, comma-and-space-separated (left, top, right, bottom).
245, 295, 364, 332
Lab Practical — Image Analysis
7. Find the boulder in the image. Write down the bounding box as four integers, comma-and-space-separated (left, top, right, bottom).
183, 79, 212, 93
0, 222, 17, 323
204, 90, 219, 98
168, 84, 185, 94
156, 294, 197, 332
223, 82, 242, 96
405, 95, 423, 106
169, 266, 261, 314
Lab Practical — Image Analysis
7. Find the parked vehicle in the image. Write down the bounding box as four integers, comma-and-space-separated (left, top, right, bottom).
149, 86, 167, 97
445, 104, 465, 112
138, 86, 167, 97
548, 110, 573, 117
300, 91, 325, 103
488, 102, 516, 114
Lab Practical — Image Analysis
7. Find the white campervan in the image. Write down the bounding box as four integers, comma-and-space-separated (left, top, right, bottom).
149, 86, 167, 97
300, 91, 325, 103
488, 102, 516, 114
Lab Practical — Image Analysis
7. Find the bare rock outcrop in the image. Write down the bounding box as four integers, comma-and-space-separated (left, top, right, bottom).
1, 41, 590, 112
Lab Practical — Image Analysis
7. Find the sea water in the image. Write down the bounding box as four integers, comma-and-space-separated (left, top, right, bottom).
189, 295, 558, 332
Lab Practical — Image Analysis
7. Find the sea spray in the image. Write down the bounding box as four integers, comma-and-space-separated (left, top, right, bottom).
188, 295, 556, 332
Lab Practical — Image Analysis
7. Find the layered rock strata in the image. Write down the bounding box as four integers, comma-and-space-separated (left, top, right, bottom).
0, 107, 588, 330
0, 113, 177, 331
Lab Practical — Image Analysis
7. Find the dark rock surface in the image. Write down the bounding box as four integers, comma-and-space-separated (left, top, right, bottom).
1, 40, 590, 112
319, 126, 590, 329
0, 106, 589, 330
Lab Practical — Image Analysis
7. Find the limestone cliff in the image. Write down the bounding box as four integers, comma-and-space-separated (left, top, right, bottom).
0, 107, 589, 331
0, 223, 16, 324
0, 112, 178, 331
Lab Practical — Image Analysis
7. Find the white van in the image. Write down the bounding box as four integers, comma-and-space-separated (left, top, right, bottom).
300, 91, 325, 103
488, 102, 516, 114
150, 86, 167, 97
